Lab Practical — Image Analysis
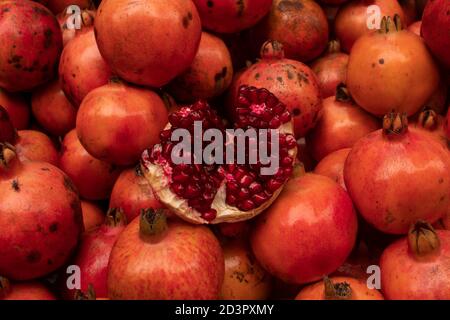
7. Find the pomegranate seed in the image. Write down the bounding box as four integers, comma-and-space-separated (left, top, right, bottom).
239, 200, 255, 211
185, 185, 200, 198
280, 110, 291, 122
267, 179, 283, 193
249, 182, 263, 194
227, 181, 239, 193
202, 209, 217, 221
238, 188, 250, 199
234, 168, 246, 181
172, 183, 184, 195
283, 167, 293, 178
240, 174, 254, 187
282, 156, 293, 166
226, 194, 237, 206
269, 117, 281, 128
172, 172, 189, 182
273, 103, 285, 114
252, 193, 267, 206
284, 135, 297, 148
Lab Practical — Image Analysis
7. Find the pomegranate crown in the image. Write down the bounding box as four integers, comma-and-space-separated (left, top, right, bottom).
379, 14, 403, 34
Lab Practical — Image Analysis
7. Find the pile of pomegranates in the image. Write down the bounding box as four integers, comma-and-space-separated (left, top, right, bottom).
0, 0, 450, 301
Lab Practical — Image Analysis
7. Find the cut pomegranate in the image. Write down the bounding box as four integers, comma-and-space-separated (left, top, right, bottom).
141, 86, 297, 224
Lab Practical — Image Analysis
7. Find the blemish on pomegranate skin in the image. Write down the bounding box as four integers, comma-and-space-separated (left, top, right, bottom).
63, 176, 77, 194
278, 0, 304, 12
49, 222, 58, 233
182, 12, 193, 28
207, 0, 214, 8
26, 250, 41, 263
11, 179, 20, 192
379, 58, 385, 65
236, 0, 245, 17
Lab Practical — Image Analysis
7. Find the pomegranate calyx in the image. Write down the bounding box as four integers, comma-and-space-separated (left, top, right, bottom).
139, 208, 168, 238
260, 40, 285, 60
105, 207, 127, 228
0, 143, 17, 169
327, 40, 341, 54
324, 277, 352, 300
379, 15, 403, 34
335, 84, 352, 103
74, 284, 96, 300
417, 108, 438, 131
0, 276, 11, 298
408, 221, 441, 259
382, 113, 408, 137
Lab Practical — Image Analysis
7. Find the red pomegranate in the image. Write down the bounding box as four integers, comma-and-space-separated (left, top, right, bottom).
221, 239, 272, 300
81, 200, 104, 232
31, 80, 77, 137
0, 143, 82, 280
306, 85, 380, 161
168, 32, 233, 102
94, 0, 201, 87
295, 276, 384, 300
60, 129, 121, 200
141, 86, 297, 224
217, 221, 250, 240
68, 208, 126, 299
407, 20, 422, 36
347, 15, 440, 117
107, 209, 224, 299
229, 41, 322, 138
421, 0, 450, 69
311, 41, 349, 99
0, 277, 56, 300
0, 106, 16, 144
109, 166, 163, 223
0, 89, 30, 129
314, 148, 351, 190
250, 173, 358, 284
250, 0, 329, 62
0, 0, 62, 92
76, 82, 169, 166
335, 0, 406, 52
15, 130, 59, 166
344, 113, 450, 234
193, 0, 272, 34
59, 29, 112, 106
381, 222, 450, 299
57, 8, 95, 46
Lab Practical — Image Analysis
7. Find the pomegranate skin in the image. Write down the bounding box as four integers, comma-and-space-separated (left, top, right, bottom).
60, 130, 121, 200
94, 0, 201, 87
15, 130, 59, 166
81, 200, 104, 232
31, 80, 77, 137
344, 125, 450, 234
107, 214, 224, 300
380, 230, 450, 299
230, 41, 322, 138
407, 20, 422, 36
59, 29, 112, 106
421, 0, 450, 69
109, 167, 163, 223
168, 32, 233, 102
0, 89, 30, 129
0, 146, 83, 280
251, 0, 329, 62
193, 0, 272, 34
314, 148, 351, 190
0, 0, 62, 92
250, 174, 358, 284
76, 82, 168, 166
306, 94, 380, 161
1, 282, 56, 300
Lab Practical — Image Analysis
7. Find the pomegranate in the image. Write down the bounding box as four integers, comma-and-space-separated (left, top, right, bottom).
39, 0, 94, 14
0, 0, 62, 92
314, 148, 351, 190
0, 106, 17, 144
68, 208, 126, 299
229, 41, 322, 138
221, 239, 272, 300
411, 108, 448, 148
347, 15, 440, 117
311, 41, 349, 99
168, 32, 233, 102
250, 0, 329, 62
250, 173, 358, 284
94, 0, 201, 87
107, 209, 224, 299
193, 0, 272, 34
76, 82, 168, 166
0, 277, 56, 300
407, 20, 422, 36
31, 80, 77, 137
421, 0, 450, 69
344, 113, 450, 234
15, 130, 59, 166
60, 129, 121, 200
295, 276, 384, 300
109, 166, 164, 223
306, 85, 380, 161
141, 86, 297, 224
0, 143, 82, 280
59, 29, 112, 106
217, 221, 249, 240
400, 0, 418, 25
381, 221, 450, 299
0, 88, 30, 130
296, 138, 316, 172
335, 0, 406, 52
57, 8, 96, 46
81, 200, 104, 232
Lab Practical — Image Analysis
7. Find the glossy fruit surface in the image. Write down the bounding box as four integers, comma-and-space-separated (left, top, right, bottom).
15, 130, 59, 166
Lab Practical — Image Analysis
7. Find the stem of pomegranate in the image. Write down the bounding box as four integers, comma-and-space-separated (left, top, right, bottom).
105, 207, 127, 227
74, 284, 96, 300
382, 112, 408, 137
417, 108, 438, 130
335, 84, 352, 103
408, 221, 441, 260
324, 277, 352, 300
0, 276, 11, 298
140, 208, 168, 239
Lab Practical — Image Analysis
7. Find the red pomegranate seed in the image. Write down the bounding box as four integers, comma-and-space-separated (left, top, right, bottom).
202, 209, 217, 221
238, 188, 250, 199
226, 194, 237, 205
282, 156, 293, 166
172, 183, 184, 195
172, 172, 189, 182
269, 117, 281, 128
239, 200, 255, 211
252, 194, 267, 206
267, 179, 283, 193
249, 182, 263, 194
240, 174, 254, 187
227, 181, 239, 193
185, 185, 200, 198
